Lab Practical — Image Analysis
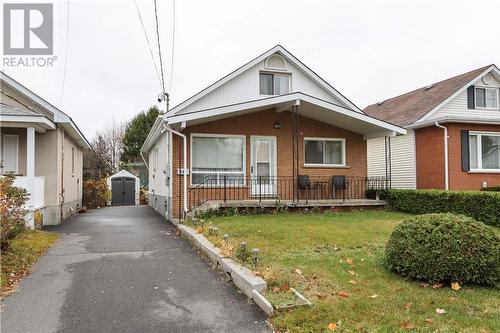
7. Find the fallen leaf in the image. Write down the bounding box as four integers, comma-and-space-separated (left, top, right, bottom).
425, 318, 433, 324
272, 286, 280, 292
348, 270, 356, 276
420, 283, 429, 288
295, 268, 303, 275
315, 292, 328, 299
280, 283, 290, 292
432, 283, 443, 289
400, 322, 416, 330
451, 282, 461, 291
327, 322, 337, 331
369, 294, 378, 299
404, 302, 412, 310
345, 257, 353, 265
435, 308, 446, 315
348, 280, 357, 284
338, 291, 350, 298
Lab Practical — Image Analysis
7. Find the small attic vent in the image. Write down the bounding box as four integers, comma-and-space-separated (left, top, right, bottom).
482, 73, 493, 85
265, 54, 287, 70
424, 84, 433, 90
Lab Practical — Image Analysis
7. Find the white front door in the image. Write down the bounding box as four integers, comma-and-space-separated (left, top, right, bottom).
1, 134, 19, 174
250, 136, 277, 196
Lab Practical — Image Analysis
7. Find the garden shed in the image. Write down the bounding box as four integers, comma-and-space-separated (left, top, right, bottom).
107, 170, 140, 206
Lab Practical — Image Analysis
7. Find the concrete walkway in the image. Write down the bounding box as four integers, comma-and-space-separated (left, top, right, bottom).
1, 206, 270, 333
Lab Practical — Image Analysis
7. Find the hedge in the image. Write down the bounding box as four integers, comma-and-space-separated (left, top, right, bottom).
382, 189, 500, 227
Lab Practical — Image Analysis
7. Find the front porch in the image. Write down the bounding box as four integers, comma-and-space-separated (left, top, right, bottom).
187, 175, 388, 217
1, 119, 51, 227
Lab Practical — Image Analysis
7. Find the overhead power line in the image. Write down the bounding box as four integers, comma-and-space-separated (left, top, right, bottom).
168, 0, 176, 93
133, 0, 162, 90
153, 0, 166, 95
59, 0, 70, 108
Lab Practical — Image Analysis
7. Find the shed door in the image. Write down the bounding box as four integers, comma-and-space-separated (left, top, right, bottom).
111, 177, 136, 206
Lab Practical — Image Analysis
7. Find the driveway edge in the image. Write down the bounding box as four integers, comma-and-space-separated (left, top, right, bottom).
176, 223, 273, 315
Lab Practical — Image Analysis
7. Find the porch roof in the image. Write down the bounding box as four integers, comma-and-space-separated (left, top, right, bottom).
0, 104, 56, 132
165, 92, 406, 139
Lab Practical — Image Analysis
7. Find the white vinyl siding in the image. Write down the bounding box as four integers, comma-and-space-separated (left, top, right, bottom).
367, 130, 416, 189
148, 132, 169, 196
177, 57, 349, 115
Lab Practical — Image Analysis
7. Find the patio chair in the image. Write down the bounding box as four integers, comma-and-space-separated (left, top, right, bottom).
332, 175, 348, 201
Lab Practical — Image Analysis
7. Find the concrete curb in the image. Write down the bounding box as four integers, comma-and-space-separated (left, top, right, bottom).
176, 223, 273, 315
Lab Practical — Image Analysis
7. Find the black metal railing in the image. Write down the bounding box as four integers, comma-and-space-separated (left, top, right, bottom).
187, 175, 389, 212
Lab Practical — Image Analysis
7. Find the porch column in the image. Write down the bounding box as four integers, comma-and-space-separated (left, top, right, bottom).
26, 127, 35, 208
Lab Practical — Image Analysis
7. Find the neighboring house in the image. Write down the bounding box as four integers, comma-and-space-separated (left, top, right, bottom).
141, 45, 406, 221
365, 65, 500, 190
0, 72, 89, 227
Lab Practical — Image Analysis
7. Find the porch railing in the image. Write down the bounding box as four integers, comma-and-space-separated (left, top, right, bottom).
187, 175, 389, 213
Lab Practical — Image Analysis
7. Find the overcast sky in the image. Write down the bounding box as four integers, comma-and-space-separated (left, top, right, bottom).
2, 0, 499, 140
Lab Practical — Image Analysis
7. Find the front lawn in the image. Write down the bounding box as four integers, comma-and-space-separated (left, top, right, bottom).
1, 230, 59, 297
195, 211, 500, 332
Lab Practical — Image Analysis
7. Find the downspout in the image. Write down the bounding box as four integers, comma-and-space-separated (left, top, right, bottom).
60, 126, 65, 222
162, 123, 187, 218
434, 122, 449, 190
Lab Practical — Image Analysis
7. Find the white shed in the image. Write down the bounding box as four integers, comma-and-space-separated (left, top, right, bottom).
107, 170, 140, 206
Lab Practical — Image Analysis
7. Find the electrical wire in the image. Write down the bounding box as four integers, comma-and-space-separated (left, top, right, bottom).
167, 0, 176, 93
59, 0, 70, 108
132, 0, 162, 90
153, 0, 166, 94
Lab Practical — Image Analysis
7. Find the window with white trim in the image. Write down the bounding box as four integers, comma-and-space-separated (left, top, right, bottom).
191, 135, 245, 185
259, 73, 290, 95
475, 87, 499, 109
304, 138, 345, 166
469, 132, 500, 171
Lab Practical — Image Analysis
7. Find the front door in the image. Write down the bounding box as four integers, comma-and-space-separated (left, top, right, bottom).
250, 136, 277, 196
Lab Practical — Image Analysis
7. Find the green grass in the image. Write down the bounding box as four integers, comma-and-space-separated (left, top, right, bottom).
1, 230, 59, 295
193, 211, 500, 332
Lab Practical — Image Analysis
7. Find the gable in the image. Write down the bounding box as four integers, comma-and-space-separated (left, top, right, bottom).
425, 70, 500, 122
169, 46, 362, 117
176, 55, 347, 115
364, 65, 494, 127
417, 68, 500, 124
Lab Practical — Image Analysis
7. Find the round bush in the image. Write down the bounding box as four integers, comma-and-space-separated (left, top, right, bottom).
385, 213, 500, 286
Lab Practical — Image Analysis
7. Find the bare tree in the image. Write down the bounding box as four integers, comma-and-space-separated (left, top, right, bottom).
83, 118, 125, 180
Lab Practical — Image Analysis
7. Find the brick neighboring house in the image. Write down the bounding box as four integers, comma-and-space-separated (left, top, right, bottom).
365, 65, 500, 190
141, 45, 406, 221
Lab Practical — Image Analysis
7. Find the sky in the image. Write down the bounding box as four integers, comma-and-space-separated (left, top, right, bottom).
2, 0, 500, 141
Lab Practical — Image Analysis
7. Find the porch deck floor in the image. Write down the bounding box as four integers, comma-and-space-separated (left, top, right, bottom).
215, 199, 387, 208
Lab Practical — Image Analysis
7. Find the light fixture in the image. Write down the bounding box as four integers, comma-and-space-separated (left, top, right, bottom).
273, 121, 283, 129
252, 248, 260, 269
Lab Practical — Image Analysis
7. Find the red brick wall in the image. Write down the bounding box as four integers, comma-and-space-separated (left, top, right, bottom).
170, 109, 367, 218
416, 123, 500, 190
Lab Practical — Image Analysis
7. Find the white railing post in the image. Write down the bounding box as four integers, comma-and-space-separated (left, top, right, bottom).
26, 127, 36, 228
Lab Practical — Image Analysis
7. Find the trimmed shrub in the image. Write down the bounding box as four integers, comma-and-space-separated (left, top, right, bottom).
384, 189, 500, 226
385, 213, 500, 286
0, 174, 29, 250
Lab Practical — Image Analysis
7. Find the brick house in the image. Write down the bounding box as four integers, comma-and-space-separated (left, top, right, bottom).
141, 45, 405, 220
365, 65, 500, 190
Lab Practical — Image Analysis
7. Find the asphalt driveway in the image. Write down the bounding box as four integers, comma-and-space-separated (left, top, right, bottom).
1, 206, 269, 333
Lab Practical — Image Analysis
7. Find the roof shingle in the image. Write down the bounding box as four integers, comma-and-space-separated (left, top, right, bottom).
364, 65, 493, 127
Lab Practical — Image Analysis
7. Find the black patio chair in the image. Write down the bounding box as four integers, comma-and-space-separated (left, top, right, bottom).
332, 175, 348, 201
